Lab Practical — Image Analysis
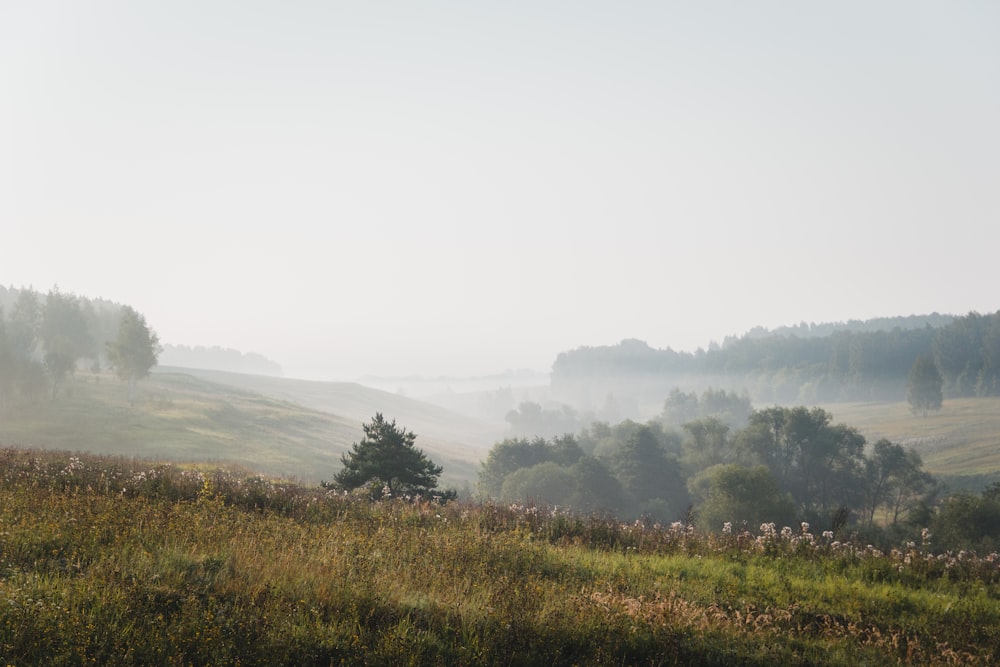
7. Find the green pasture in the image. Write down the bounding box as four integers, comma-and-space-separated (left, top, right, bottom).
822, 397, 1000, 486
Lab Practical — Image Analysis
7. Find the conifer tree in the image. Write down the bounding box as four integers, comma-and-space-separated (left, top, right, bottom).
333, 413, 447, 498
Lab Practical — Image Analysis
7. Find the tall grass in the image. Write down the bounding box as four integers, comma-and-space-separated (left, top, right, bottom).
1, 448, 998, 665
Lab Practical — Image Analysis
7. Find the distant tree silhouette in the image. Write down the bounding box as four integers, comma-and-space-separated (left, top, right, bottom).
106, 306, 161, 403
907, 354, 943, 416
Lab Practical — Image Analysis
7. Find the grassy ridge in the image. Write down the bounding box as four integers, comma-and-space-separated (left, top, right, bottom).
0, 372, 357, 482
0, 372, 484, 487
2, 449, 999, 666
158, 367, 504, 449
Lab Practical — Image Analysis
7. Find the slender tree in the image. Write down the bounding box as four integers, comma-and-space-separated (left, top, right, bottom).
907, 354, 943, 416
106, 306, 161, 403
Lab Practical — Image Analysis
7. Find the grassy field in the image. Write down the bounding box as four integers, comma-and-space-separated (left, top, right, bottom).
821, 397, 1000, 488
0, 371, 486, 488
1, 448, 998, 666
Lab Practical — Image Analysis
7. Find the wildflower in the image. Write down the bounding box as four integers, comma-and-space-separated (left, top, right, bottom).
800, 522, 810, 533
822, 531, 834, 541
722, 522, 732, 535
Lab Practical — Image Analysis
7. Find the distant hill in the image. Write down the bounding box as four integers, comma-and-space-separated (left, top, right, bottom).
551, 312, 1000, 417
354, 370, 549, 425
159, 345, 284, 377
155, 366, 505, 451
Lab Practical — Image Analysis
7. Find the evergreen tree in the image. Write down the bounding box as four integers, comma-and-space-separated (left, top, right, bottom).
907, 354, 943, 415
333, 413, 446, 498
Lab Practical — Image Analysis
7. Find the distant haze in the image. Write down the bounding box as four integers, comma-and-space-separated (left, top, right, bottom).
3, 2, 998, 380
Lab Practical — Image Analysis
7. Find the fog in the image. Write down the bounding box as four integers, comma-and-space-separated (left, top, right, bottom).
3, 2, 999, 382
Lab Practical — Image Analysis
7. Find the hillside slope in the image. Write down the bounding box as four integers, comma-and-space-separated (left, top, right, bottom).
0, 370, 488, 487
157, 366, 504, 447
822, 397, 1000, 489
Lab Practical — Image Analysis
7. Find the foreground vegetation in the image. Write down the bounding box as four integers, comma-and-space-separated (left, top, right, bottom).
2, 449, 999, 665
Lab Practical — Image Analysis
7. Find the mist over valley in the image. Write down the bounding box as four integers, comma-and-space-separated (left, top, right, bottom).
3, 2, 1000, 661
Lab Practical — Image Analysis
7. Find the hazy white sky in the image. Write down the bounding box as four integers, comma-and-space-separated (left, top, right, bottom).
3, 1, 998, 380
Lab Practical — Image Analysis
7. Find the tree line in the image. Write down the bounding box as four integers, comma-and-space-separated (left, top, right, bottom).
479, 396, 946, 544
551, 311, 1000, 410
0, 285, 160, 407
312, 400, 997, 551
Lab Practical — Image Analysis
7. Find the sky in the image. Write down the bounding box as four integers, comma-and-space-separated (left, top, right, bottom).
2, 1, 999, 381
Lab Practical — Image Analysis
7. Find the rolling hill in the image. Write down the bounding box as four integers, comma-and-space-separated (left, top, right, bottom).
0, 368, 498, 488
821, 397, 1000, 490
3, 363, 999, 494
156, 366, 505, 447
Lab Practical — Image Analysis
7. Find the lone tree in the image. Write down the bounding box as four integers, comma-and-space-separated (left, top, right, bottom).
907, 354, 943, 416
332, 413, 448, 498
106, 306, 161, 403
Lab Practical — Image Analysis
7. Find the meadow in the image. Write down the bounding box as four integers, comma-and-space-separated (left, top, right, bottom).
823, 398, 1000, 489
0, 370, 486, 488
2, 448, 999, 666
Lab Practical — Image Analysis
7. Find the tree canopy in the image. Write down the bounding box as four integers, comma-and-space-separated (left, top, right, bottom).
0, 286, 148, 405
106, 306, 161, 403
40, 288, 94, 398
478, 405, 935, 535
333, 413, 446, 498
